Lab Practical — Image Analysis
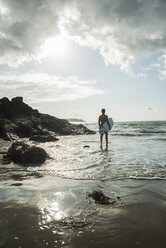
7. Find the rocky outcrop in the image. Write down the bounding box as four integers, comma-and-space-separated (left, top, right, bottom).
30, 134, 59, 142
0, 97, 37, 119
6, 141, 47, 165
0, 97, 95, 141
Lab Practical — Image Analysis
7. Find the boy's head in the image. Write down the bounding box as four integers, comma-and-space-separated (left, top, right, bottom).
101, 109, 105, 114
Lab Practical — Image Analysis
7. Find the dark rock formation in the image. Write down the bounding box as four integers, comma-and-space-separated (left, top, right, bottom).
10, 183, 23, 186
30, 134, 59, 142
6, 141, 47, 165
2, 156, 11, 165
0, 97, 37, 119
83, 145, 90, 148
0, 97, 95, 141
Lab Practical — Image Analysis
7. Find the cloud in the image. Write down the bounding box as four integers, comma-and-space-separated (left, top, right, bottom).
0, 73, 104, 103
147, 53, 166, 79
158, 54, 166, 80
156, 108, 162, 112
59, 0, 166, 75
0, 0, 60, 66
0, 0, 166, 76
144, 106, 152, 111
144, 106, 164, 112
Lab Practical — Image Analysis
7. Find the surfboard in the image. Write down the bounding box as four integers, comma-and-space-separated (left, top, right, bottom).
99, 118, 114, 134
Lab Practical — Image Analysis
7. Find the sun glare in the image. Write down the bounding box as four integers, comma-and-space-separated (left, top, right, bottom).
41, 35, 68, 59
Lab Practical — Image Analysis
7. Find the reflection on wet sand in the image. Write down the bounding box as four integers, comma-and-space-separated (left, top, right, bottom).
1, 175, 166, 248
1, 198, 166, 248
0, 196, 95, 248
70, 203, 166, 248
0, 201, 68, 248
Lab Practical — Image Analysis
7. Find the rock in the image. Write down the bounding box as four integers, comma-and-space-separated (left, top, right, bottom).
0, 97, 11, 119
71, 124, 96, 135
2, 155, 11, 165
0, 97, 96, 140
83, 145, 90, 148
10, 183, 23, 186
30, 134, 59, 142
0, 118, 19, 140
0, 151, 7, 154
14, 120, 34, 137
86, 190, 117, 205
6, 141, 47, 165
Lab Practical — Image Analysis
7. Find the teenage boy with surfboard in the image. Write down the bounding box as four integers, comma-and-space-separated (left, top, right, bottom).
98, 109, 113, 147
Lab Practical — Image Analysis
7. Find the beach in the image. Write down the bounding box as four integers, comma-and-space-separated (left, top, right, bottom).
1, 0, 166, 246
0, 121, 166, 247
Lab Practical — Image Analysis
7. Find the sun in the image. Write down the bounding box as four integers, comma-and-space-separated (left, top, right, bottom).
41, 35, 68, 59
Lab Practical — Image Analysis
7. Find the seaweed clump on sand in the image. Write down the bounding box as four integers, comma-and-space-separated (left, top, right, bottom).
86, 190, 117, 205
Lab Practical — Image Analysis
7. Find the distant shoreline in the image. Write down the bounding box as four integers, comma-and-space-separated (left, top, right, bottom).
67, 118, 85, 122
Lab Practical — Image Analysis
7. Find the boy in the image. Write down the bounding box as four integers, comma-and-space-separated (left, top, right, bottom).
98, 109, 110, 147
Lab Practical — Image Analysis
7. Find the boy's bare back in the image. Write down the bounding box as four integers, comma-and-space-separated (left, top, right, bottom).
98, 114, 108, 128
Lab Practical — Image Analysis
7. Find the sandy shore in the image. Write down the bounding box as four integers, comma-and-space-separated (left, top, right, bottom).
0, 173, 166, 248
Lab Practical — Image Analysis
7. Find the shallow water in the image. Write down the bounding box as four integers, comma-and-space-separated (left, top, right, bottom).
0, 121, 166, 247
2, 120, 165, 180
32, 120, 166, 180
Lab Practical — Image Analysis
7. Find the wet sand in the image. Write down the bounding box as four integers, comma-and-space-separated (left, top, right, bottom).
0, 174, 166, 248
71, 203, 166, 248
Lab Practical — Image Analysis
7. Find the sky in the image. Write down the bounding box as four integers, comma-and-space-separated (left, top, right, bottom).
0, 0, 166, 122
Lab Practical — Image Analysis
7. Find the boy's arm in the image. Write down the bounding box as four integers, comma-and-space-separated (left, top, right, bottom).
98, 117, 101, 128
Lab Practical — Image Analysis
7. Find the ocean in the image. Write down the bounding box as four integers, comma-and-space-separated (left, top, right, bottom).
2, 120, 165, 180
43, 120, 166, 180
0, 121, 166, 248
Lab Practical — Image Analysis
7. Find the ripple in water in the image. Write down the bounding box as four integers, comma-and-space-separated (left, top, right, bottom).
0, 121, 166, 181
24, 121, 166, 181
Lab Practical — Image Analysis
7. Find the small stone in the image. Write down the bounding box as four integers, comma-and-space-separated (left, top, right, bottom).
10, 183, 22, 186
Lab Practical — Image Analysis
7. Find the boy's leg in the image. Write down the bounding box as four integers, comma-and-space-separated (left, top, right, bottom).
105, 132, 108, 145
100, 134, 103, 147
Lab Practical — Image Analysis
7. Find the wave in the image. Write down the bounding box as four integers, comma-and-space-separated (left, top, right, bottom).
111, 133, 151, 137
111, 132, 163, 137
1, 167, 166, 183
139, 130, 166, 134
51, 174, 166, 181
154, 138, 166, 141
111, 130, 166, 136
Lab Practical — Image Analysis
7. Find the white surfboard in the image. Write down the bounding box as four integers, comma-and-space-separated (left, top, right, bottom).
99, 118, 114, 134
